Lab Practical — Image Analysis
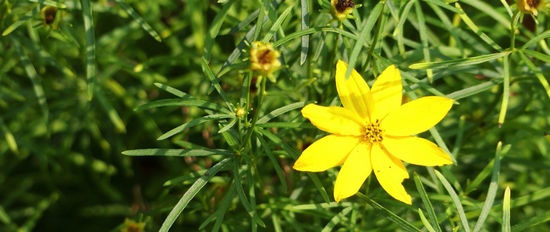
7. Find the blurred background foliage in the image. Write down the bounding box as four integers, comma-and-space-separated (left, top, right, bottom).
1, 0, 550, 231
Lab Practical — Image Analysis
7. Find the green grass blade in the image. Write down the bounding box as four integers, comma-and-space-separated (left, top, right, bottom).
498, 55, 510, 126
521, 30, 550, 49
300, 0, 310, 65
159, 158, 232, 232
158, 114, 233, 140
113, 0, 162, 42
518, 50, 550, 101
262, 5, 293, 43
81, 0, 96, 100
96, 90, 126, 133
461, 0, 510, 29
2, 7, 36, 36
435, 170, 471, 232
346, 1, 384, 78
201, 57, 233, 111
446, 80, 501, 100
409, 51, 510, 70
521, 48, 550, 63
154, 82, 190, 98
393, 0, 415, 56
135, 98, 231, 113
454, 2, 502, 51
0, 118, 18, 153
13, 38, 49, 122
511, 211, 550, 231
358, 194, 421, 232
414, 0, 433, 82
418, 209, 437, 232
257, 102, 305, 124
473, 142, 503, 232
203, 0, 232, 60
414, 173, 442, 232
321, 206, 352, 232
257, 135, 288, 194
502, 186, 511, 232
122, 148, 233, 157
199, 183, 236, 231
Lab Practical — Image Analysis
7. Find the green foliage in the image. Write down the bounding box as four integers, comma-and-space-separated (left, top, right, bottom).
1, 0, 550, 231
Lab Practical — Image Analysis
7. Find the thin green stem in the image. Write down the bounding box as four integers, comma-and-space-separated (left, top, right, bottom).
243, 75, 267, 152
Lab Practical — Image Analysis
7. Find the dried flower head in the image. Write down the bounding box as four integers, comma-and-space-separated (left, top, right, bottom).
250, 41, 281, 76
41, 5, 60, 29
331, 0, 355, 21
517, 0, 544, 16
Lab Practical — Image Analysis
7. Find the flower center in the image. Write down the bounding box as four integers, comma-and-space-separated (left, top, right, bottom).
335, 0, 355, 13
363, 119, 383, 143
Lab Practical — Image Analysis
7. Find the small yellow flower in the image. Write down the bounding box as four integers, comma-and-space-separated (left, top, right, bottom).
331, 0, 355, 21
293, 60, 453, 204
120, 218, 145, 232
250, 41, 281, 76
235, 107, 246, 118
517, 0, 544, 16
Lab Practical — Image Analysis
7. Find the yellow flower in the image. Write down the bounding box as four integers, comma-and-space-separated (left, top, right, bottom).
250, 41, 281, 76
293, 60, 453, 204
120, 218, 145, 232
331, 0, 355, 21
517, 0, 544, 16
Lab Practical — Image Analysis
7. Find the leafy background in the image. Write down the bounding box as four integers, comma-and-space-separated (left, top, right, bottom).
1, 0, 550, 231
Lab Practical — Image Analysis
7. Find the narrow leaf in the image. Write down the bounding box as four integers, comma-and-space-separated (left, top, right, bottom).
435, 170, 471, 232
122, 148, 232, 157
159, 158, 232, 232
409, 52, 510, 70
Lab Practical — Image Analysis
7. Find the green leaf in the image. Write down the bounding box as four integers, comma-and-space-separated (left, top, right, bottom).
408, 51, 510, 70
257, 102, 306, 124
358, 194, 421, 232
122, 148, 233, 157
346, 1, 384, 78
518, 51, 550, 102
454, 2, 502, 51
135, 98, 230, 113
418, 209, 437, 232
262, 4, 293, 43
414, 173, 441, 232
435, 170, 471, 232
154, 82, 190, 98
13, 38, 49, 123
502, 186, 511, 232
300, 0, 310, 65
159, 158, 232, 232
522, 49, 550, 64
81, 0, 96, 100
321, 207, 352, 232
158, 114, 233, 140
473, 142, 503, 232
446, 80, 501, 100
113, 0, 162, 42
521, 30, 550, 49
201, 57, 233, 111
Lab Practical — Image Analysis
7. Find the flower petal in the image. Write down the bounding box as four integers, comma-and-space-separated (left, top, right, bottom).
382, 136, 453, 166
301, 104, 363, 136
335, 60, 372, 120
383, 96, 453, 136
293, 135, 360, 172
371, 65, 402, 119
371, 144, 412, 204
334, 142, 372, 202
